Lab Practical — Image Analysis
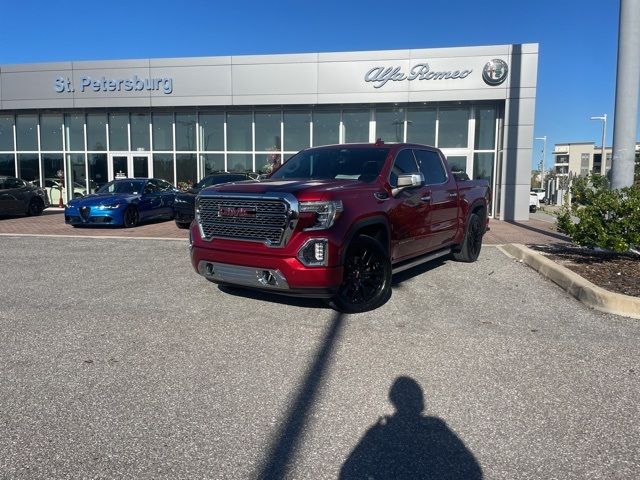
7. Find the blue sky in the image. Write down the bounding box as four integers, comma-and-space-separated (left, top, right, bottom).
1, 0, 636, 170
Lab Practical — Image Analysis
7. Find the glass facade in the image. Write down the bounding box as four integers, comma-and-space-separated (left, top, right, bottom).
0, 103, 501, 208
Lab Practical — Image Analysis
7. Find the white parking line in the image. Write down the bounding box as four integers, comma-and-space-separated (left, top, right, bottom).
0, 233, 187, 242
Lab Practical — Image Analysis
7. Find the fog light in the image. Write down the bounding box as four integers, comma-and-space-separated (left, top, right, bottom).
297, 239, 328, 267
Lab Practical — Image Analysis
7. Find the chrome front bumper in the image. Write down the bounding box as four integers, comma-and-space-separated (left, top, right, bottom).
197, 261, 290, 290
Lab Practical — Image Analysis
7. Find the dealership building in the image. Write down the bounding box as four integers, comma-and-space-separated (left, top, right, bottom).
0, 43, 538, 220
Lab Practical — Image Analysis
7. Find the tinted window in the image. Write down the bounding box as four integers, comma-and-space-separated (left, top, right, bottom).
389, 149, 419, 187
144, 180, 159, 194
157, 180, 175, 191
97, 180, 145, 194
414, 150, 447, 184
199, 174, 247, 188
270, 147, 389, 183
5, 177, 25, 189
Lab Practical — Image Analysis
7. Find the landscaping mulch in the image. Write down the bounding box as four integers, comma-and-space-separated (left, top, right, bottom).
529, 243, 640, 298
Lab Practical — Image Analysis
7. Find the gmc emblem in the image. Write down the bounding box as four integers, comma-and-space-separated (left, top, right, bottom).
218, 206, 257, 218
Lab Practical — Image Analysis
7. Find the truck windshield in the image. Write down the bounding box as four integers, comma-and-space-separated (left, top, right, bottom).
270, 147, 390, 183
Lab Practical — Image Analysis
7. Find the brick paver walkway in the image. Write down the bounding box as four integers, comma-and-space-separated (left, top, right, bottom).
0, 209, 187, 239
0, 208, 568, 245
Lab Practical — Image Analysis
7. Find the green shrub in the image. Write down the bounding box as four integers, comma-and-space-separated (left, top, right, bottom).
557, 179, 640, 253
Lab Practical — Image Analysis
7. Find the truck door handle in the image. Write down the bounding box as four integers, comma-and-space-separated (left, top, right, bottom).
448, 192, 458, 198
420, 195, 431, 203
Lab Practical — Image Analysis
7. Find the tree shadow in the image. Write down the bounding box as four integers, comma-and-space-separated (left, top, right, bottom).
340, 376, 483, 480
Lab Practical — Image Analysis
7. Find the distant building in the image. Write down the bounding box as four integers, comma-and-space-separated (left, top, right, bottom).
552, 142, 640, 177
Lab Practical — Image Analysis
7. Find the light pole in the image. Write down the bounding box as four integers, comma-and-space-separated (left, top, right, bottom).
590, 114, 607, 175
534, 136, 547, 191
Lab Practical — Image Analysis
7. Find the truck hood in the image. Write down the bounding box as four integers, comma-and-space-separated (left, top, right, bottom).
200, 178, 376, 200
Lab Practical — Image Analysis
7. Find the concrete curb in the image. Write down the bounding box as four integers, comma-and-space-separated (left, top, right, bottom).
498, 243, 640, 320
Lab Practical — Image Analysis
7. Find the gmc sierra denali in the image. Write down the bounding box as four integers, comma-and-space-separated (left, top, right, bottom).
189, 142, 491, 312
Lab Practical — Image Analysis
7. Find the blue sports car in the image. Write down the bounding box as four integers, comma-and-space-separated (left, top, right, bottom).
65, 178, 179, 227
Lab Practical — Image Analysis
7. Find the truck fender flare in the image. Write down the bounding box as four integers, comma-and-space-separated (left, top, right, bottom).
461, 199, 488, 238
340, 216, 391, 264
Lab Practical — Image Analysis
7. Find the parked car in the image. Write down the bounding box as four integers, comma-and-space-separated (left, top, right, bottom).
174, 173, 252, 229
0, 176, 50, 216
529, 192, 540, 213
65, 178, 179, 227
531, 188, 546, 203
189, 142, 491, 312
44, 178, 87, 205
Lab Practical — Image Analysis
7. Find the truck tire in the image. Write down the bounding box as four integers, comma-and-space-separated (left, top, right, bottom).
453, 212, 483, 263
331, 235, 392, 313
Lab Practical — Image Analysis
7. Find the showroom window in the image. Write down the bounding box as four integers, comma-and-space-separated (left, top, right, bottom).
284, 111, 310, 152
153, 153, 175, 184
175, 113, 196, 151
0, 154, 14, 176
474, 106, 496, 150
40, 114, 63, 151
201, 153, 225, 175
255, 111, 281, 152
108, 113, 128, 151
88, 154, 108, 192
342, 110, 369, 143
87, 113, 107, 151
227, 153, 253, 173
16, 115, 38, 151
313, 111, 340, 147
176, 153, 197, 185
153, 113, 174, 151
438, 107, 469, 148
17, 153, 38, 182
130, 112, 150, 151
227, 112, 252, 152
198, 112, 224, 152
406, 108, 436, 146
0, 115, 14, 151
376, 108, 405, 143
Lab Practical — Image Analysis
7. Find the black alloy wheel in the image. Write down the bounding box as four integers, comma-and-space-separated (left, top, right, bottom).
453, 212, 483, 263
27, 198, 44, 216
123, 206, 140, 228
333, 235, 391, 313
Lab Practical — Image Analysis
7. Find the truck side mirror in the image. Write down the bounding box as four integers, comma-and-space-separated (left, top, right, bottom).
392, 173, 424, 196
397, 173, 424, 188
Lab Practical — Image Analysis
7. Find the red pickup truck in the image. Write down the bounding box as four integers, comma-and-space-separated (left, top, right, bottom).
189, 142, 490, 312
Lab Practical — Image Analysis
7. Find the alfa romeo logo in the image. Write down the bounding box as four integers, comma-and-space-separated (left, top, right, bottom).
482, 59, 508, 86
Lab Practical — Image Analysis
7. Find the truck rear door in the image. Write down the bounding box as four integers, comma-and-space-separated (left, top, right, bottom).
413, 149, 459, 249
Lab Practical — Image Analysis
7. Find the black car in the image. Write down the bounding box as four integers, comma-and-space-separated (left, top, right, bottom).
0, 176, 50, 216
174, 173, 252, 228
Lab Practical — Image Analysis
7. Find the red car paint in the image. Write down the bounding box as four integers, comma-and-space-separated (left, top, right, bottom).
189, 143, 490, 298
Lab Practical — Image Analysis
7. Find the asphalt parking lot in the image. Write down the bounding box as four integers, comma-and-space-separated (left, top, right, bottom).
1, 236, 638, 479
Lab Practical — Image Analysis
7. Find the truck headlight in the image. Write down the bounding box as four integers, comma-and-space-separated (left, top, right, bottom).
299, 200, 343, 231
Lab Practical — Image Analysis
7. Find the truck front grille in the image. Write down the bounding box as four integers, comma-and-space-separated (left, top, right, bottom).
197, 197, 290, 246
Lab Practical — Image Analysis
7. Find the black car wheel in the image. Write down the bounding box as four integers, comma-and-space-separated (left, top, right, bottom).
331, 235, 391, 313
123, 206, 140, 228
175, 221, 191, 229
27, 198, 44, 216
453, 213, 484, 263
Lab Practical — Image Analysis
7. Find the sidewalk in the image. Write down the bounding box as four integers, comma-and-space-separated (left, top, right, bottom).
484, 218, 569, 245
0, 208, 569, 245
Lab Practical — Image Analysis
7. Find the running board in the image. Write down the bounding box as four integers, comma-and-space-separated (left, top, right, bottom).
392, 248, 452, 274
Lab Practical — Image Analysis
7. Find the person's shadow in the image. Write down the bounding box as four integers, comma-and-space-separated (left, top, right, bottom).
340, 377, 483, 479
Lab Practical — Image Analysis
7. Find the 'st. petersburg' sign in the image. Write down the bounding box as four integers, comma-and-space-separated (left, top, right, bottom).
364, 63, 473, 88
54, 75, 174, 94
